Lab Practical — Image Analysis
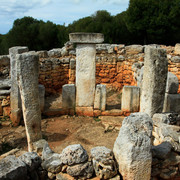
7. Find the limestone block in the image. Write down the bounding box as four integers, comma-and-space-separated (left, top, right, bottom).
37, 50, 48, 58
163, 93, 180, 114
69, 33, 104, 44
62, 84, 76, 111
125, 45, 144, 54
174, 43, 180, 55
70, 59, 76, 69
61, 144, 88, 166
140, 46, 168, 117
48, 48, 61, 57
113, 112, 153, 180
76, 44, 96, 107
94, 84, 106, 111
16, 52, 42, 152
91, 146, 117, 179
38, 84, 45, 112
0, 55, 10, 66
171, 56, 180, 63
9, 46, 29, 126
0, 155, 27, 180
121, 86, 140, 112
166, 72, 179, 94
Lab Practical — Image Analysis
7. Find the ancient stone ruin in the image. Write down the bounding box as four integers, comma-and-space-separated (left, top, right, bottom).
0, 33, 180, 179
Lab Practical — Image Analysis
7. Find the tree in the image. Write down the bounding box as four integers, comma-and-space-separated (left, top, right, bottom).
126, 0, 180, 45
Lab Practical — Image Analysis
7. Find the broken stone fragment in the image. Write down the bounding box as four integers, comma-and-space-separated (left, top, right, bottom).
0, 155, 27, 180
19, 152, 42, 172
42, 143, 54, 160
33, 139, 49, 156
66, 161, 94, 179
61, 144, 88, 166
91, 146, 117, 179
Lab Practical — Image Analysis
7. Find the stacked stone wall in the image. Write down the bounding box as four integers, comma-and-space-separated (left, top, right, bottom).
1, 43, 180, 95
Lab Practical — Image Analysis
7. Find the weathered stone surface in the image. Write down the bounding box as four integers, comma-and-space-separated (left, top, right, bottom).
16, 52, 42, 152
171, 56, 180, 63
121, 86, 140, 112
48, 48, 61, 57
38, 84, 45, 112
61, 144, 88, 165
75, 44, 96, 107
163, 93, 180, 114
91, 146, 117, 179
113, 112, 153, 180
37, 50, 48, 58
140, 46, 168, 117
56, 173, 74, 180
33, 139, 48, 156
0, 89, 10, 96
174, 43, 180, 55
62, 84, 76, 111
66, 162, 94, 178
42, 143, 54, 160
153, 121, 180, 152
94, 84, 106, 111
166, 72, 179, 94
41, 153, 63, 173
9, 46, 29, 127
0, 155, 27, 180
70, 59, 76, 69
125, 45, 144, 54
152, 142, 172, 160
69, 33, 104, 44
19, 152, 42, 171
0, 55, 10, 66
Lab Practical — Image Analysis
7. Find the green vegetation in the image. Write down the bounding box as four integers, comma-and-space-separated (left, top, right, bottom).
0, 0, 180, 55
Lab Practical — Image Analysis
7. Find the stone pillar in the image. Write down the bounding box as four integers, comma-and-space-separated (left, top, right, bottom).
94, 84, 106, 111
69, 33, 104, 116
69, 59, 76, 84
140, 46, 168, 117
16, 52, 42, 152
62, 84, 76, 115
113, 112, 153, 180
9, 46, 29, 126
121, 86, 140, 112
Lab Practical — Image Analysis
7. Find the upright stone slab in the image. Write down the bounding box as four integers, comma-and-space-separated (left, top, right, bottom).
9, 46, 29, 126
16, 52, 42, 152
121, 86, 140, 112
94, 84, 106, 111
69, 33, 104, 115
38, 84, 45, 112
62, 84, 76, 115
113, 112, 153, 180
140, 46, 168, 117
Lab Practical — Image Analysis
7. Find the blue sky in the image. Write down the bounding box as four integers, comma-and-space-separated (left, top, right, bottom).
0, 0, 129, 34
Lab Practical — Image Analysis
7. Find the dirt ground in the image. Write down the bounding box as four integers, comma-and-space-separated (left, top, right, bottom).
0, 89, 124, 156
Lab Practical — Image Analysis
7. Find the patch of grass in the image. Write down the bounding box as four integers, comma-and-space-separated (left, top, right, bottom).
93, 117, 101, 122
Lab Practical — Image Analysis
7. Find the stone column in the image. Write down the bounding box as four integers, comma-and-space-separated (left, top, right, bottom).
140, 46, 168, 117
69, 33, 104, 116
16, 52, 42, 152
9, 46, 29, 126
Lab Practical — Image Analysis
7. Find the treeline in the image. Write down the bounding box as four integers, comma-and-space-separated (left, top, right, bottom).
1, 0, 180, 55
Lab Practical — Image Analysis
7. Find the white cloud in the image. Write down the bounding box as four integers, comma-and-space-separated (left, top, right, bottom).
0, 0, 52, 16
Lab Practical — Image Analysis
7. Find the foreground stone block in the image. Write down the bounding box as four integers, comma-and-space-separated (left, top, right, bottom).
62, 84, 76, 114
163, 93, 180, 114
140, 46, 168, 117
121, 86, 140, 112
17, 52, 42, 152
113, 112, 153, 180
94, 84, 106, 111
166, 72, 179, 94
0, 155, 27, 180
9, 46, 29, 126
91, 146, 117, 179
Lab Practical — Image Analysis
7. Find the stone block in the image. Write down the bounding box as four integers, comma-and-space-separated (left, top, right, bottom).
174, 43, 180, 55
166, 72, 179, 94
94, 84, 106, 111
69, 33, 104, 44
121, 86, 140, 112
76, 107, 94, 116
113, 112, 153, 180
62, 84, 76, 112
70, 58, 76, 69
163, 93, 180, 114
125, 45, 144, 54
140, 46, 168, 117
0, 155, 27, 180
